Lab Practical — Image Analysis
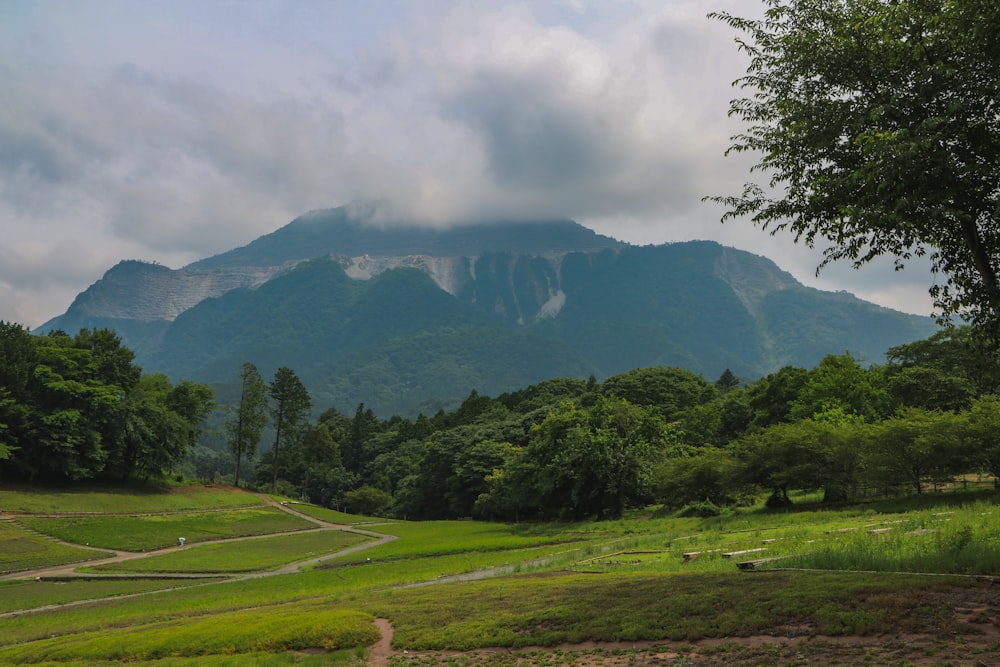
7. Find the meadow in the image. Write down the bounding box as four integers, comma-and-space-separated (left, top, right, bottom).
1, 484, 998, 666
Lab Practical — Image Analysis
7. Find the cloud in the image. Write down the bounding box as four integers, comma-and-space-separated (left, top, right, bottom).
0, 0, 938, 327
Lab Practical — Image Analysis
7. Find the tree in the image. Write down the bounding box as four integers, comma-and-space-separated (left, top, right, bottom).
744, 365, 809, 430
225, 363, 268, 487
868, 408, 965, 494
789, 353, 892, 422
267, 367, 311, 493
110, 374, 204, 481
0, 322, 36, 468
958, 395, 1000, 485
601, 366, 717, 420
509, 397, 674, 520
711, 1, 1000, 342
886, 326, 1000, 398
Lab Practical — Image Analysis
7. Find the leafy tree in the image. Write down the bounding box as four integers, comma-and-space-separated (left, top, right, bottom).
885, 364, 974, 413
343, 485, 393, 517
789, 353, 891, 422
601, 366, 717, 420
0, 327, 206, 483
732, 409, 866, 506
958, 395, 1000, 485
655, 446, 740, 508
508, 397, 674, 520
867, 408, 965, 494
744, 365, 809, 430
22, 332, 120, 480
0, 322, 36, 466
711, 1, 1000, 341
267, 366, 312, 493
225, 363, 268, 487
294, 424, 345, 504
110, 374, 205, 480
344, 403, 379, 475
886, 326, 1000, 399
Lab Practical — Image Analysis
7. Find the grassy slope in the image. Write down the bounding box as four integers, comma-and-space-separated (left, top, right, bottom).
2, 485, 999, 665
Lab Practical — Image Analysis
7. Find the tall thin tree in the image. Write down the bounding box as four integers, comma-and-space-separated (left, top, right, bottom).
225, 362, 268, 487
268, 367, 311, 494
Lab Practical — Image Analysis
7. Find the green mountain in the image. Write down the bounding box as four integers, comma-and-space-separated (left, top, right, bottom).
40, 207, 938, 415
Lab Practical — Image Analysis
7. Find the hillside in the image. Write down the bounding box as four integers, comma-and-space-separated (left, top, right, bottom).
39, 207, 938, 414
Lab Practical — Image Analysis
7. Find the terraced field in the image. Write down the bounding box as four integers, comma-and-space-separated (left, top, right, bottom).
2, 484, 999, 666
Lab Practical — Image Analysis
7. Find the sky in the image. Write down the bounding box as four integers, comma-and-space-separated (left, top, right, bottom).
0, 0, 938, 330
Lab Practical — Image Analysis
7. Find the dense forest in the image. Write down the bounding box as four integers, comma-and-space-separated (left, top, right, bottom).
0, 322, 213, 483
4, 320, 1000, 522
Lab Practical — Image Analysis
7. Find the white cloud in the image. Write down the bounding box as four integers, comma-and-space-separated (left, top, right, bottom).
0, 0, 938, 328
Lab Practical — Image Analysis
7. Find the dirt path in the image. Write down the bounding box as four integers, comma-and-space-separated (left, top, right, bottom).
2, 494, 396, 583
12, 498, 996, 666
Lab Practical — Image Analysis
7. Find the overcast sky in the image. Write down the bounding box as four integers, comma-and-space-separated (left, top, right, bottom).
1, 0, 938, 329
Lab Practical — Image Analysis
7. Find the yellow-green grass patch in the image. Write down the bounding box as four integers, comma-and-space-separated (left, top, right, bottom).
17, 507, 317, 551
87, 529, 374, 573
0, 603, 378, 663
0, 522, 112, 574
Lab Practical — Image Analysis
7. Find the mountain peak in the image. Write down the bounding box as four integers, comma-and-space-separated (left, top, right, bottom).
187, 207, 623, 270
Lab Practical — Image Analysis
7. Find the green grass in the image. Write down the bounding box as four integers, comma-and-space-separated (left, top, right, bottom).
0, 603, 378, 663
0, 484, 264, 513
0, 577, 224, 614
5, 486, 1000, 664
16, 507, 318, 551
276, 500, 378, 526
326, 520, 585, 564
364, 570, 977, 649
777, 502, 1000, 575
0, 521, 113, 574
87, 529, 374, 573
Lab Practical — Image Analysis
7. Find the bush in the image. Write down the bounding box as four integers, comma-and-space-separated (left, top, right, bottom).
676, 500, 722, 518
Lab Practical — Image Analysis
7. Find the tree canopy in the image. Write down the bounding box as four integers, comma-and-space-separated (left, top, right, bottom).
710, 0, 1000, 341
0, 323, 213, 483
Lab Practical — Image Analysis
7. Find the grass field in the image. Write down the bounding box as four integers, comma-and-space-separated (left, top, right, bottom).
0, 521, 113, 574
0, 484, 264, 513
16, 507, 318, 551
87, 529, 374, 573
3, 484, 999, 666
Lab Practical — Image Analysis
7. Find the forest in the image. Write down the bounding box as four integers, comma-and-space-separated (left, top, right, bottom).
6, 318, 998, 522
0, 322, 213, 483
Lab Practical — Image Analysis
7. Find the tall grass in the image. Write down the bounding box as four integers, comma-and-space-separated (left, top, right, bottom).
777, 503, 1000, 575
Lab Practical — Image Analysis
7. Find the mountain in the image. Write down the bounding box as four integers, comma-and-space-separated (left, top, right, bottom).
40, 206, 938, 415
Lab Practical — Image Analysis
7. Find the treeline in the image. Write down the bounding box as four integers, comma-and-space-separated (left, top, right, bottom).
0, 322, 214, 483
6, 319, 1000, 521
190, 326, 1000, 520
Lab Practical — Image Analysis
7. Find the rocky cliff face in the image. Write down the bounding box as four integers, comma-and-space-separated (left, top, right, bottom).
60, 260, 296, 323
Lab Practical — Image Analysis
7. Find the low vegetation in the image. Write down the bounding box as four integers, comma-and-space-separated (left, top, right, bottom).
1, 484, 998, 665
0, 521, 112, 574
15, 507, 317, 551
87, 529, 372, 573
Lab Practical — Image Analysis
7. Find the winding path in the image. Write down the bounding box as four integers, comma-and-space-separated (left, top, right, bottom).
0, 493, 399, 648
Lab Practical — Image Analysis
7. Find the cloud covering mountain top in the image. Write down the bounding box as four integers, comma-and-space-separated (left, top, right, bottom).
0, 0, 936, 328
